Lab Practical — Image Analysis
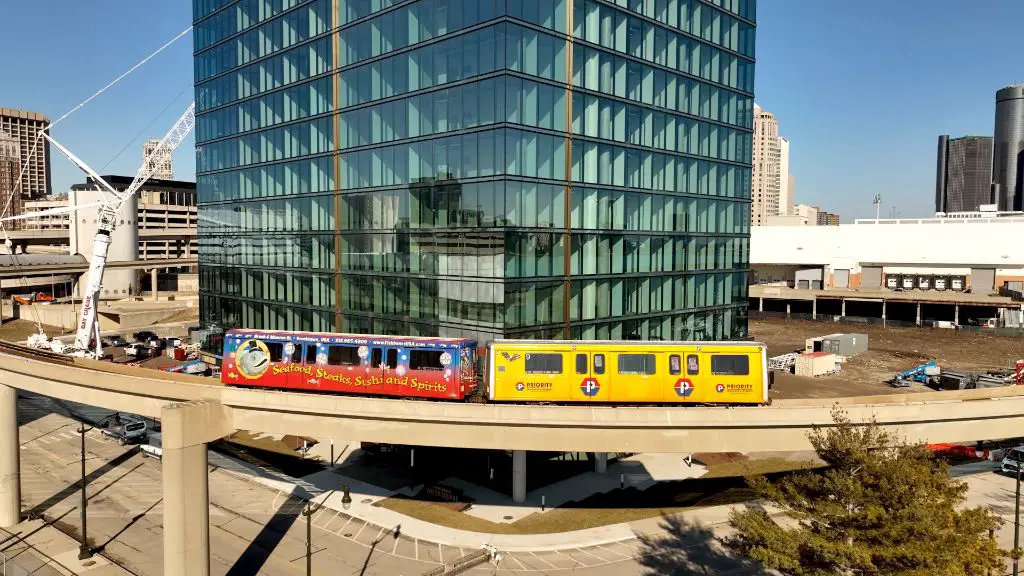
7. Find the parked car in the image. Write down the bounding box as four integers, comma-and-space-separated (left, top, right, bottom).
1001, 445, 1024, 476
148, 338, 167, 351
133, 330, 158, 342
97, 413, 148, 446
124, 343, 149, 357
108, 335, 128, 347
140, 432, 162, 460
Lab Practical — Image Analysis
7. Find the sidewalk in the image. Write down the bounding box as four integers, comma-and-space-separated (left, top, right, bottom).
1, 520, 130, 576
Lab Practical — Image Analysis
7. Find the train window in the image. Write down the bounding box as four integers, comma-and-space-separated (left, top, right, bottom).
327, 346, 360, 366
712, 355, 750, 376
371, 348, 383, 368
291, 344, 303, 363
618, 354, 656, 375
305, 345, 318, 364
594, 354, 605, 374
669, 354, 681, 375
575, 354, 588, 374
686, 354, 699, 375
386, 349, 398, 369
265, 342, 283, 362
525, 353, 563, 374
410, 350, 445, 371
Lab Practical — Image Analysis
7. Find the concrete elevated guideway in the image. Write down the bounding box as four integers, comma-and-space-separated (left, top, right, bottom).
0, 256, 197, 278
1, 343, 1023, 573
5, 227, 196, 245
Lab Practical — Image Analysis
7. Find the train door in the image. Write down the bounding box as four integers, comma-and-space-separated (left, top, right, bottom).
368, 345, 398, 394
572, 350, 596, 402
459, 344, 478, 398
284, 341, 307, 389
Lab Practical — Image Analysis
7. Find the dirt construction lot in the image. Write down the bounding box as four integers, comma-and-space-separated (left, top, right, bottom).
751, 319, 1024, 400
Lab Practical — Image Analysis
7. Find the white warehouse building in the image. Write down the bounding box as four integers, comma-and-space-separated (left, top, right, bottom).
751, 215, 1024, 294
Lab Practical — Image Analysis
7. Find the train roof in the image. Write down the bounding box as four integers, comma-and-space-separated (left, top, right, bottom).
225, 328, 474, 344
489, 339, 765, 347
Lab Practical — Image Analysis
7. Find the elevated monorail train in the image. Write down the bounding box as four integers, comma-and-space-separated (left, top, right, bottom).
221, 329, 769, 405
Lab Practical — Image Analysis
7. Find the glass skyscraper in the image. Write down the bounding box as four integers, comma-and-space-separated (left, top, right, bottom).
194, 0, 756, 346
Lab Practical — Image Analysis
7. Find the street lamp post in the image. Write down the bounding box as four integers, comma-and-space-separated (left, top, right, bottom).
78, 424, 92, 560
1015, 462, 1022, 576
301, 496, 326, 576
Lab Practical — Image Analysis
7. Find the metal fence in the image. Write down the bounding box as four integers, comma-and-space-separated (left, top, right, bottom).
749, 310, 1024, 338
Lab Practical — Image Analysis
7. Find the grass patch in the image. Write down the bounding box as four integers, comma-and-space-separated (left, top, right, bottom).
374, 456, 821, 534
702, 457, 821, 479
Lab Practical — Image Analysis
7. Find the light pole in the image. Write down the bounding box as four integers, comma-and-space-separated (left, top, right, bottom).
1015, 461, 1021, 576
78, 424, 92, 560
301, 493, 330, 576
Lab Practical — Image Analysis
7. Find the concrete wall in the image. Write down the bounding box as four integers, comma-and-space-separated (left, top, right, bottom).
752, 219, 1024, 268
69, 188, 139, 298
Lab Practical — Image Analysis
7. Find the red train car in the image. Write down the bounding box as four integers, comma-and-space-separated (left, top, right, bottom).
220, 329, 479, 400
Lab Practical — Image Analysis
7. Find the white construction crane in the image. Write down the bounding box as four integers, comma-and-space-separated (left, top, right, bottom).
5, 103, 195, 358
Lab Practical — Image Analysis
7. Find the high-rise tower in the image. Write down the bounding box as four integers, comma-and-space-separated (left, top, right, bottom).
194, 0, 758, 344
992, 85, 1024, 211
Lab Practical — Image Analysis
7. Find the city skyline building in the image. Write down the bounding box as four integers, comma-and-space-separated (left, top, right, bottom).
993, 85, 1024, 211
143, 139, 174, 180
778, 136, 791, 216
935, 134, 993, 213
0, 108, 51, 216
817, 211, 840, 226
194, 0, 757, 346
0, 131, 21, 230
750, 103, 779, 225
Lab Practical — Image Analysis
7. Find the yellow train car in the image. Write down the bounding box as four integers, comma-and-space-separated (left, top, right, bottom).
487, 340, 768, 405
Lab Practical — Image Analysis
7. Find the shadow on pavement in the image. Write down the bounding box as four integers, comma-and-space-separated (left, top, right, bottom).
636, 514, 766, 576
24, 447, 140, 518
93, 498, 162, 555
225, 493, 303, 576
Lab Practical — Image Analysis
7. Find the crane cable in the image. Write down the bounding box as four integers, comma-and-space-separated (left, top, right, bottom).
0, 24, 191, 337
1, 25, 192, 227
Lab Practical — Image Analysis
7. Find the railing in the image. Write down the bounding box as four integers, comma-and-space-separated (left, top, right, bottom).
749, 311, 1024, 337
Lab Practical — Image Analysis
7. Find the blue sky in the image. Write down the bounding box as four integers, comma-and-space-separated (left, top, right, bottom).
2, 1, 1022, 220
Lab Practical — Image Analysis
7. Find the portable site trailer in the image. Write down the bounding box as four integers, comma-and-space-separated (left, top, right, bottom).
820, 333, 868, 357
805, 333, 845, 353
795, 352, 839, 377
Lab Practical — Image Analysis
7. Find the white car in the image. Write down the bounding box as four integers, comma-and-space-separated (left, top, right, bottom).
140, 432, 162, 460
124, 343, 148, 357
1001, 445, 1024, 476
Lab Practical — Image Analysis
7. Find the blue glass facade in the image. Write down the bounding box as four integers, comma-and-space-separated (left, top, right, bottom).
195, 0, 755, 344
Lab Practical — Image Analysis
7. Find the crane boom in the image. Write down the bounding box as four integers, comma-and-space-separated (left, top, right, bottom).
68, 102, 195, 355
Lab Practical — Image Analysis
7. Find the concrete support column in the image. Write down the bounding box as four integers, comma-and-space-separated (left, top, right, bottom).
512, 450, 527, 504
786, 303, 791, 317
164, 443, 209, 575
150, 269, 158, 301
0, 384, 20, 528
162, 400, 232, 576
916, 303, 922, 326
594, 452, 608, 474
841, 299, 846, 317
954, 305, 960, 326
882, 300, 887, 321
758, 297, 763, 312
812, 298, 817, 320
